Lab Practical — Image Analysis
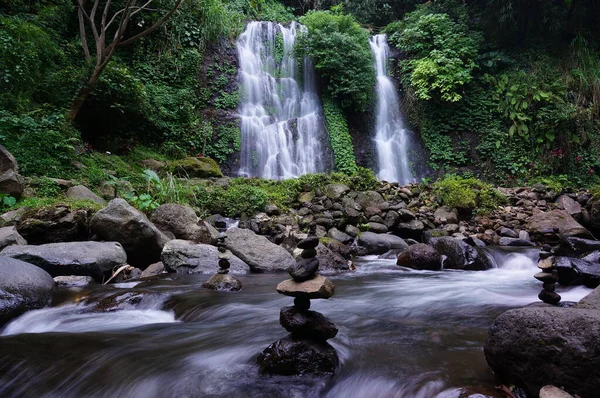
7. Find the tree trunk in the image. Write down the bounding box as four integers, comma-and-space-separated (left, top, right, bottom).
68, 63, 107, 122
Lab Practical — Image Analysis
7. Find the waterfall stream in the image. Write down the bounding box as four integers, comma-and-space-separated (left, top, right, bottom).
237, 21, 328, 179
370, 34, 415, 184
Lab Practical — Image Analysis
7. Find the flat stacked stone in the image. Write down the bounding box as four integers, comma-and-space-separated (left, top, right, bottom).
536, 246, 560, 304
202, 234, 241, 291
257, 229, 339, 375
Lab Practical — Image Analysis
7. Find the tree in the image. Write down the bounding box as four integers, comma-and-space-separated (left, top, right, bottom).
70, 0, 185, 122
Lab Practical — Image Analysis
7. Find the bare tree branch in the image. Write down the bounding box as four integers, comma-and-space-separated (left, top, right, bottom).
77, 6, 91, 61
119, 0, 184, 46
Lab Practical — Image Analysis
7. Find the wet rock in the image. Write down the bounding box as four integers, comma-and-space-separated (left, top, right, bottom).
53, 275, 95, 287
484, 306, 600, 398
396, 243, 441, 270
527, 209, 593, 244
280, 306, 338, 340
0, 256, 54, 325
534, 272, 558, 283
276, 275, 335, 299
1, 241, 127, 282
257, 336, 338, 375
140, 261, 166, 278
65, 185, 105, 205
161, 240, 249, 274
202, 273, 242, 291
288, 257, 320, 282
16, 205, 91, 244
0, 226, 26, 250
560, 237, 600, 256
430, 237, 493, 270
297, 236, 320, 249
315, 243, 349, 272
225, 227, 295, 273
151, 204, 218, 244
90, 199, 170, 268
323, 184, 350, 199
538, 289, 561, 304
327, 228, 353, 245
498, 227, 518, 238
357, 232, 408, 255
498, 237, 536, 247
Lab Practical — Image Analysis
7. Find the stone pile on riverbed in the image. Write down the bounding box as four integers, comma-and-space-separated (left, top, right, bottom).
202, 234, 241, 291
536, 245, 561, 304
257, 232, 339, 375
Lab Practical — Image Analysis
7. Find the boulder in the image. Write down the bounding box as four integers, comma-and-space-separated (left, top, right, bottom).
170, 157, 223, 178
151, 204, 218, 244
559, 237, 600, 256
357, 232, 408, 255
276, 275, 335, 299
498, 227, 518, 238
498, 237, 535, 247
0, 207, 26, 227
140, 261, 166, 278
65, 185, 105, 205
16, 205, 91, 244
90, 199, 170, 268
326, 228, 353, 245
323, 184, 350, 199
1, 241, 127, 282
0, 256, 54, 325
430, 237, 493, 270
53, 275, 95, 286
257, 336, 338, 375
0, 144, 24, 198
354, 191, 384, 209
202, 273, 242, 291
316, 242, 350, 272
484, 306, 600, 398
527, 209, 593, 244
280, 306, 338, 341
225, 227, 294, 273
396, 243, 441, 270
556, 194, 582, 220
161, 240, 249, 274
434, 206, 458, 224
0, 226, 26, 250
288, 257, 320, 282
395, 219, 425, 241
366, 222, 388, 233
383, 210, 400, 229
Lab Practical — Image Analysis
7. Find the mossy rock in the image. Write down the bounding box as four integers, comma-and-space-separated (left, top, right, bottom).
170, 157, 223, 178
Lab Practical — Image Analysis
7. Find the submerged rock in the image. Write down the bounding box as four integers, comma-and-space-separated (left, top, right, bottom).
53, 275, 95, 287
202, 273, 242, 291
280, 306, 338, 341
257, 336, 338, 376
396, 243, 441, 270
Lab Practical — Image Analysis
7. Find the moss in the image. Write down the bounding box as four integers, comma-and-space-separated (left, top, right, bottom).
170, 156, 223, 178
14, 197, 104, 212
433, 174, 506, 213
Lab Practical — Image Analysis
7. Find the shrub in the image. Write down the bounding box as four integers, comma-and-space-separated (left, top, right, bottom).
433, 175, 506, 213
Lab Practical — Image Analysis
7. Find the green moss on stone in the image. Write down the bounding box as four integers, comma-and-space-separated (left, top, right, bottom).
170, 157, 223, 178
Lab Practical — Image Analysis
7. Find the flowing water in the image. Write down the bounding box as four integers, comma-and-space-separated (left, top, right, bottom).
0, 249, 591, 398
370, 34, 415, 184
237, 21, 328, 179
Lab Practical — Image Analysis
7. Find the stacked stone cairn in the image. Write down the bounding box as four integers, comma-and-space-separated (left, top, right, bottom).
536, 244, 561, 304
202, 234, 242, 291
257, 232, 339, 375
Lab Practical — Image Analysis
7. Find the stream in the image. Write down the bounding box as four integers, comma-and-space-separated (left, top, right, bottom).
0, 249, 592, 398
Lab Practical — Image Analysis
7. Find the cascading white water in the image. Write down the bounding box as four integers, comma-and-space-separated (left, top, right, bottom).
370, 34, 415, 184
237, 21, 327, 179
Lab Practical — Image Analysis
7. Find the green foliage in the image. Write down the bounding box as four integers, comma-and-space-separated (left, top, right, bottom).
298, 10, 374, 111
322, 98, 357, 174
0, 194, 17, 211
387, 7, 481, 102
203, 123, 241, 163
124, 169, 196, 213
433, 174, 506, 212
222, 0, 295, 22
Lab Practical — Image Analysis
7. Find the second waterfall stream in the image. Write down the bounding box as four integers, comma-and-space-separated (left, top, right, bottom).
370, 34, 415, 184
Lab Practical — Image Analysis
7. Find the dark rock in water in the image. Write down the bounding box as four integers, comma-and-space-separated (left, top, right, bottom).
315, 243, 349, 273
542, 282, 556, 292
423, 229, 450, 244
357, 232, 408, 255
498, 237, 535, 247
396, 243, 441, 271
300, 248, 317, 259
565, 237, 600, 254
297, 236, 320, 250
294, 297, 310, 311
257, 336, 338, 375
280, 306, 338, 341
554, 256, 600, 287
91, 199, 170, 268
367, 222, 388, 233
327, 228, 353, 245
527, 209, 593, 244
288, 257, 319, 282
1, 241, 127, 282
16, 205, 90, 245
534, 272, 558, 283
484, 306, 600, 398
538, 289, 561, 304
555, 257, 578, 286
581, 250, 600, 263
140, 262, 166, 278
202, 273, 242, 291
498, 227, 518, 238
0, 256, 54, 325
53, 275, 95, 287
430, 237, 493, 270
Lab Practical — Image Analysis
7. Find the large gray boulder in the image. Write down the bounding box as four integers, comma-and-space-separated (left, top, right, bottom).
527, 209, 593, 244
0, 144, 24, 199
430, 237, 493, 270
556, 194, 582, 221
225, 227, 295, 273
323, 184, 350, 199
0, 256, 54, 325
16, 205, 90, 244
66, 185, 106, 205
90, 199, 170, 268
0, 226, 26, 250
484, 306, 600, 398
1, 241, 127, 282
354, 191, 384, 209
357, 232, 408, 255
396, 243, 441, 270
151, 204, 218, 244
433, 206, 458, 224
161, 239, 249, 274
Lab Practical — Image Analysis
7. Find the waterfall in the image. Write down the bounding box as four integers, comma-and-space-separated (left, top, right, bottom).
237, 21, 327, 179
370, 34, 415, 184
